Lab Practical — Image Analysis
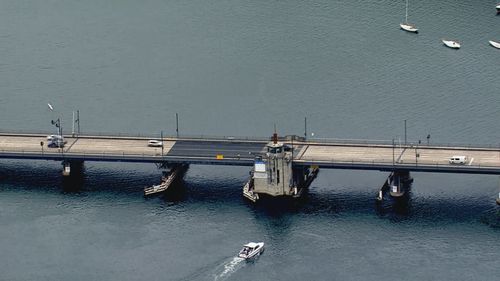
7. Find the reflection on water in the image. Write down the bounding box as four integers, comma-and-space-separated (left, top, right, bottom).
1, 160, 498, 225
1, 160, 500, 280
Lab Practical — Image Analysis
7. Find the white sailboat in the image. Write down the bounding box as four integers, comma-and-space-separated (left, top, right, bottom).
489, 40, 500, 49
442, 39, 461, 49
400, 0, 418, 33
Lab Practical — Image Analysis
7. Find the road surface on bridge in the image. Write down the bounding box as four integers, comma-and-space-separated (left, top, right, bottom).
1, 134, 500, 173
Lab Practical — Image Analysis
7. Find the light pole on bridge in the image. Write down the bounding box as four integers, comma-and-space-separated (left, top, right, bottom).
176, 113, 179, 138
392, 138, 395, 166
404, 119, 407, 146
48, 103, 62, 138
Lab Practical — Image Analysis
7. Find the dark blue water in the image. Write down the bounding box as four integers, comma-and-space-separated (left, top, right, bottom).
1, 0, 500, 280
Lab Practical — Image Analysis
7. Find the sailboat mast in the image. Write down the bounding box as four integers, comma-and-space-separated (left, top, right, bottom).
405, 0, 409, 23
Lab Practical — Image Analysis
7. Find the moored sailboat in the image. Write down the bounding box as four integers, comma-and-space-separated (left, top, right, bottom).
442, 39, 461, 49
489, 40, 500, 49
400, 0, 418, 33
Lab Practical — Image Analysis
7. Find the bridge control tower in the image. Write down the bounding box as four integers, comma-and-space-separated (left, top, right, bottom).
243, 134, 319, 202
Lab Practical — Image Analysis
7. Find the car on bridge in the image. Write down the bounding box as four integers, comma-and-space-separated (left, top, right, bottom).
148, 140, 163, 147
47, 135, 66, 148
449, 155, 467, 164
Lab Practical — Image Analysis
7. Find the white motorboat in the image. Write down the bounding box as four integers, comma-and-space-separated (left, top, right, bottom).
400, 0, 418, 33
496, 3, 500, 12
489, 40, 500, 49
238, 242, 264, 260
442, 39, 460, 49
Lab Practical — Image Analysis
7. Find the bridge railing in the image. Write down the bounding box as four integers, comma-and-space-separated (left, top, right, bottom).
304, 137, 500, 150
293, 157, 500, 172
1, 148, 500, 171
1, 129, 500, 149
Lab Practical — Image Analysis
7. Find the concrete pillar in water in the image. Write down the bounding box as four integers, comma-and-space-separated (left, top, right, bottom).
62, 160, 84, 177
244, 134, 318, 201
389, 170, 413, 198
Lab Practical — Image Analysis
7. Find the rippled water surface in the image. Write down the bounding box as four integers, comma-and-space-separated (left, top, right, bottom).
1, 0, 500, 280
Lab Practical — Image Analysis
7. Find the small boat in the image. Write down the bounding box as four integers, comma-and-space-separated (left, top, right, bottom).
489, 40, 500, 49
400, 23, 418, 33
238, 242, 264, 260
400, 0, 418, 33
442, 39, 460, 49
496, 3, 500, 12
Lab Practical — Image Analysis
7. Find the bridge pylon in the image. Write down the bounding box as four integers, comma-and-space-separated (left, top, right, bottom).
243, 134, 318, 202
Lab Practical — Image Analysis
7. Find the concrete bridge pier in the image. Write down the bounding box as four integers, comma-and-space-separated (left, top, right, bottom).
388, 170, 413, 198
144, 163, 189, 196
243, 134, 319, 202
62, 160, 84, 177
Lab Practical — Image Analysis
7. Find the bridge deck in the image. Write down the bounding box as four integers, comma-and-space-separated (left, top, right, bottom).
1, 134, 500, 174
300, 145, 500, 166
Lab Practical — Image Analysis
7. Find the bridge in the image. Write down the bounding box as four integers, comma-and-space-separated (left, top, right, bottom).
1, 132, 500, 203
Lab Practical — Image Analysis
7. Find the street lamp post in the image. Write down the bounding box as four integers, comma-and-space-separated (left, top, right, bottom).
392, 138, 395, 166
415, 141, 420, 165
161, 130, 164, 156
51, 118, 62, 138
304, 117, 307, 140
48, 103, 62, 138
176, 113, 179, 138
404, 119, 407, 146
71, 110, 81, 137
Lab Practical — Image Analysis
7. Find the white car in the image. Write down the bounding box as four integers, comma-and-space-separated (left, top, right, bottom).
148, 140, 163, 147
47, 135, 65, 148
449, 156, 467, 164
47, 135, 63, 141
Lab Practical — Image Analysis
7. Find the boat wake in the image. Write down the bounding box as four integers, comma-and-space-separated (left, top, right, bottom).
213, 256, 245, 281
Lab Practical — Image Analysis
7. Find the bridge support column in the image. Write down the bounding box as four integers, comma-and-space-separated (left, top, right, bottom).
243, 134, 319, 202
62, 160, 84, 177
144, 163, 188, 196
376, 182, 389, 202
388, 170, 413, 198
